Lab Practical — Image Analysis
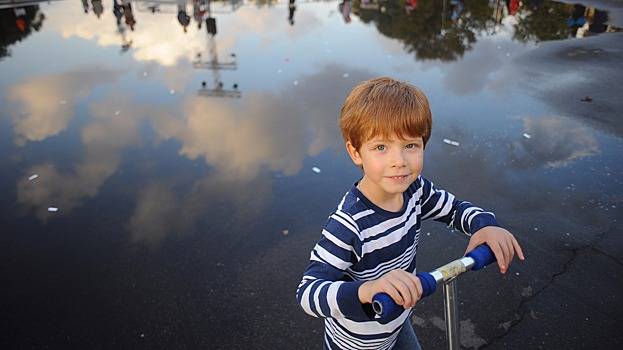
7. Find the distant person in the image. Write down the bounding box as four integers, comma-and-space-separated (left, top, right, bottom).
296, 77, 524, 349
288, 0, 296, 26
339, 0, 351, 23
178, 4, 191, 33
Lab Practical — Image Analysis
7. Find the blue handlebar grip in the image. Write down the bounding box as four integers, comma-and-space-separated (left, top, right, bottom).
371, 272, 437, 319
417, 272, 436, 297
465, 244, 496, 271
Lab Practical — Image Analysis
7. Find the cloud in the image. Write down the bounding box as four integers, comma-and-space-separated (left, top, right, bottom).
509, 116, 599, 168
6, 68, 122, 145
150, 63, 369, 180
16, 93, 141, 219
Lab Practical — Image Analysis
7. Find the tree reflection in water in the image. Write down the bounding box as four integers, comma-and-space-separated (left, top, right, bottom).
352, 0, 619, 61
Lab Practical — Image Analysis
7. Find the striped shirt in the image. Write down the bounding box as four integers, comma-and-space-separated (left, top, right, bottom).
296, 176, 499, 350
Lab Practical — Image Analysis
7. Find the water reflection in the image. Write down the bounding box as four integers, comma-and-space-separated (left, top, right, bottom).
511, 116, 599, 168
354, 0, 620, 61
0, 5, 45, 61
17, 93, 141, 219
7, 68, 123, 145
1, 1, 621, 348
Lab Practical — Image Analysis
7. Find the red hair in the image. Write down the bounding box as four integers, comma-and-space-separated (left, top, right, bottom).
340, 77, 432, 150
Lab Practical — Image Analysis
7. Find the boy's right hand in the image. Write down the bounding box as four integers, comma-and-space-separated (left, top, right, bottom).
358, 269, 423, 309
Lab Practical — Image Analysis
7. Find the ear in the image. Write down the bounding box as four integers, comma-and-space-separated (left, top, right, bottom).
346, 141, 363, 167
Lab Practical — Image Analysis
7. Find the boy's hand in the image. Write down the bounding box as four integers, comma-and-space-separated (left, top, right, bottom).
466, 226, 525, 274
358, 269, 423, 309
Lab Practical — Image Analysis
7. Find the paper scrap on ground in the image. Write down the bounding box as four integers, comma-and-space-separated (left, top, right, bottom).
48, 207, 59, 212
443, 139, 460, 147
169, 89, 175, 95
523, 133, 531, 139
312, 167, 321, 173
282, 230, 289, 236
114, 110, 121, 116
28, 174, 39, 181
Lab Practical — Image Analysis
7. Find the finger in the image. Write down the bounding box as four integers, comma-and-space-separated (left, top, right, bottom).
490, 242, 506, 273
383, 284, 404, 306
500, 237, 512, 269
413, 276, 423, 301
402, 273, 421, 308
511, 235, 525, 260
387, 278, 411, 307
464, 237, 483, 255
505, 236, 515, 265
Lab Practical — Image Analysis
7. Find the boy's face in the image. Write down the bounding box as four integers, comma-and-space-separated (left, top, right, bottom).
346, 134, 424, 202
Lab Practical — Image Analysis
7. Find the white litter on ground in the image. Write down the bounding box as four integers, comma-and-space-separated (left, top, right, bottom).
293, 80, 299, 86
523, 133, 532, 139
282, 229, 289, 236
114, 110, 121, 116
342, 73, 349, 78
312, 167, 321, 173
443, 139, 460, 147
169, 89, 175, 95
48, 207, 59, 212
28, 174, 39, 181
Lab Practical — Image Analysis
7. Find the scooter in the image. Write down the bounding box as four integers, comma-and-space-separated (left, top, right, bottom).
372, 244, 496, 350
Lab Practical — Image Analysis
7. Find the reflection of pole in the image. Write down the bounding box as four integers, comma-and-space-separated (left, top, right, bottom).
194, 1, 240, 98
441, 0, 446, 33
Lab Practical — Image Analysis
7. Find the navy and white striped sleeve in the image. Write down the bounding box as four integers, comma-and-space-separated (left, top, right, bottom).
419, 176, 499, 236
296, 212, 373, 322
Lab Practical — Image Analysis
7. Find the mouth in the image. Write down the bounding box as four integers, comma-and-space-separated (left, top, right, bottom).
386, 174, 410, 180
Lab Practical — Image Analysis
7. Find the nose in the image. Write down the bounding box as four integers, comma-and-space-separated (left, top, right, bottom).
390, 148, 407, 168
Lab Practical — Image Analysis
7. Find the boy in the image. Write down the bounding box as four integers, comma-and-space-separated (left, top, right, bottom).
296, 77, 524, 350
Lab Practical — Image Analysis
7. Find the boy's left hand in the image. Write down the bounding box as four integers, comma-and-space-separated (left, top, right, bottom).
465, 227, 525, 274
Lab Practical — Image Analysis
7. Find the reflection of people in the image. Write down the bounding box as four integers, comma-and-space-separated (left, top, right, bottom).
91, 0, 103, 19
450, 0, 464, 22
507, 0, 521, 16
405, 0, 418, 15
121, 0, 136, 31
193, 0, 207, 29
339, 0, 351, 23
296, 77, 524, 349
13, 7, 28, 32
288, 0, 296, 26
113, 0, 123, 25
178, 4, 191, 33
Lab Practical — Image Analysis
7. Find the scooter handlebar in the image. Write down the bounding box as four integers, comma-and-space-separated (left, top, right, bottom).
371, 244, 496, 320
